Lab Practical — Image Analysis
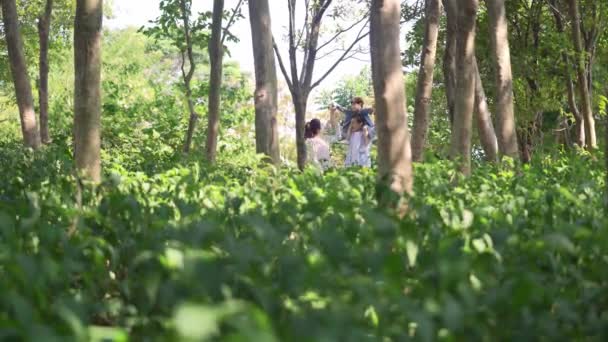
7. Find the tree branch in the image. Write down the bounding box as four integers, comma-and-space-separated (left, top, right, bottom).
310, 23, 370, 90
221, 0, 244, 44
273, 37, 294, 92
315, 12, 369, 53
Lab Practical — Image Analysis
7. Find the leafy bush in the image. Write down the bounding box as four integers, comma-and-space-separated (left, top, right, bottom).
1, 137, 606, 340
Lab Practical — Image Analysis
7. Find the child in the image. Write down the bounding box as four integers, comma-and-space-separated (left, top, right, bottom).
335, 97, 374, 140
344, 114, 371, 167
305, 118, 332, 171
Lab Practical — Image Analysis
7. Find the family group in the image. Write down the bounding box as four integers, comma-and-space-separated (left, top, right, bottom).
304, 97, 375, 170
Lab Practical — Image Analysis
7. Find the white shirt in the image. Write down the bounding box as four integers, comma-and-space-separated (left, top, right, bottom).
345, 131, 371, 167
306, 136, 332, 170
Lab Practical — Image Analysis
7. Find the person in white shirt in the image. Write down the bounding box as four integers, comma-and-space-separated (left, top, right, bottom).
344, 113, 371, 167
305, 118, 332, 171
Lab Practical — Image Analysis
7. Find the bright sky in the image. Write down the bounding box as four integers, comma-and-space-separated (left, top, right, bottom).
106, 0, 378, 97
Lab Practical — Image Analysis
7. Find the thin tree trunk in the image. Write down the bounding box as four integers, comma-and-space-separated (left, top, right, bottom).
449, 0, 478, 175
179, 0, 198, 153
74, 0, 103, 182
473, 58, 498, 162
486, 0, 519, 160
249, 0, 280, 164
549, 0, 584, 146
294, 94, 307, 169
370, 0, 414, 204
38, 0, 53, 144
1, 0, 41, 149
411, 0, 441, 162
567, 67, 585, 146
442, 0, 457, 128
568, 0, 596, 149
205, 0, 224, 162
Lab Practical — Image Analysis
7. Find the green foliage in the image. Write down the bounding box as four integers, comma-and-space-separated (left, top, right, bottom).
316, 66, 374, 109
0, 122, 606, 340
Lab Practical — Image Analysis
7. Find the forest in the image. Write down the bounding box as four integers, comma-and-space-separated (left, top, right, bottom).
0, 0, 607, 340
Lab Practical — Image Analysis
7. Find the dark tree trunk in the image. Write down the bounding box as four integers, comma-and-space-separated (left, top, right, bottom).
370, 0, 414, 205
1, 0, 41, 149
249, 0, 281, 164
412, 0, 441, 162
293, 93, 307, 169
442, 0, 457, 128
38, 0, 53, 144
74, 0, 103, 182
205, 0, 224, 162
449, 0, 478, 175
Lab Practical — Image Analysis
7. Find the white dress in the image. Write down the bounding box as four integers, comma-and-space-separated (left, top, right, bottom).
345, 131, 371, 167
306, 136, 332, 170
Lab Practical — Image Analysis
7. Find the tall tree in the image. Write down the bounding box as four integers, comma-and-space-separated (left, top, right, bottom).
74, 0, 103, 182
1, 0, 41, 149
205, 0, 244, 163
370, 0, 413, 204
411, 0, 441, 162
549, 0, 585, 146
568, 0, 597, 149
449, 0, 478, 175
38, 0, 53, 144
274, 0, 370, 169
473, 58, 498, 162
486, 0, 519, 159
248, 0, 280, 164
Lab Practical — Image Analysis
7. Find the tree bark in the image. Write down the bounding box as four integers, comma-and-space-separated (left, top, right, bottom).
370, 0, 414, 203
486, 0, 519, 160
449, 0, 478, 175
473, 58, 498, 162
442, 0, 457, 128
38, 0, 53, 144
293, 93, 307, 169
249, 0, 280, 164
411, 0, 441, 162
179, 0, 198, 153
568, 0, 597, 149
549, 0, 584, 146
74, 0, 103, 182
1, 0, 41, 149
205, 0, 224, 162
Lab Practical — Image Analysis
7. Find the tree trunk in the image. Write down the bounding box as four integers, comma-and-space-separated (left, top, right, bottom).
549, 0, 584, 146
38, 0, 53, 144
293, 93, 307, 169
249, 0, 280, 165
449, 0, 478, 175
370, 0, 414, 203
205, 0, 224, 162
442, 0, 457, 128
1, 0, 41, 149
473, 58, 498, 162
567, 68, 585, 146
411, 0, 441, 162
568, 0, 597, 149
486, 0, 519, 159
179, 0, 198, 153
74, 0, 103, 182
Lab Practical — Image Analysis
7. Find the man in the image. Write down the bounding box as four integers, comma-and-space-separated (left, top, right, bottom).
335, 97, 374, 140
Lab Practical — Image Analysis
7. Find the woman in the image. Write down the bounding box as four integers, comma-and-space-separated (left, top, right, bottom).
305, 118, 332, 171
